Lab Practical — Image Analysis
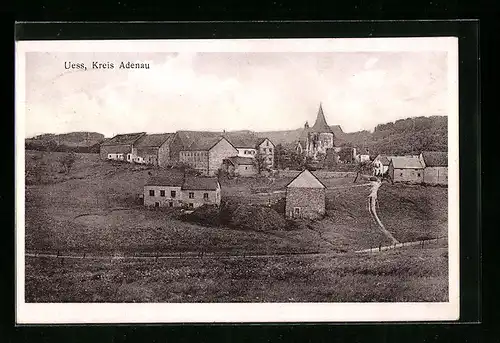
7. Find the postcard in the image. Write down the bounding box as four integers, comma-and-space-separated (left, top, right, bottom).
15, 37, 459, 323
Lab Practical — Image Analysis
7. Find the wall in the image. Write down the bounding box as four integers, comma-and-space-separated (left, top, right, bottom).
99, 144, 132, 160
392, 168, 424, 184
158, 141, 171, 167
168, 134, 184, 162
423, 166, 448, 185
258, 139, 275, 169
144, 185, 182, 207
181, 188, 220, 208
285, 187, 325, 220
237, 148, 256, 157
179, 151, 209, 174
236, 164, 257, 177
208, 139, 239, 176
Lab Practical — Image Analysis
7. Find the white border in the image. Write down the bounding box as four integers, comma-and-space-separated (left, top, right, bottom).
15, 37, 460, 324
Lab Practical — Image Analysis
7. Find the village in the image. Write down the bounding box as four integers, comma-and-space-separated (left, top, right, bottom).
99, 103, 448, 219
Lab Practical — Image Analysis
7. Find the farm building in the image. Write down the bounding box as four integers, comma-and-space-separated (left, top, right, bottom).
133, 133, 175, 166
178, 135, 238, 176
420, 151, 448, 185
285, 169, 326, 220
222, 156, 257, 177
354, 147, 370, 163
388, 156, 425, 184
222, 132, 275, 170
144, 174, 221, 209
99, 132, 146, 162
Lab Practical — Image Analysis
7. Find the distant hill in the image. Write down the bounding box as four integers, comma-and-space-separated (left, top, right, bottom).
256, 125, 344, 147
26, 132, 105, 153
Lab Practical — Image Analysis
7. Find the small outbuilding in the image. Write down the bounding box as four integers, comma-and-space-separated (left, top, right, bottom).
420, 151, 448, 185
222, 156, 257, 177
388, 156, 425, 184
285, 169, 326, 220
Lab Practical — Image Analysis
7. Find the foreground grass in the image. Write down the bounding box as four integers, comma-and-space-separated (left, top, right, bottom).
25, 243, 448, 303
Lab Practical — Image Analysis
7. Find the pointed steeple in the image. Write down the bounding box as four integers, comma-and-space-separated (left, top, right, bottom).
311, 102, 333, 133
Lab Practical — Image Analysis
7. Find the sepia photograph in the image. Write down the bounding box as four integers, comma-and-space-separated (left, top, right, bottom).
15, 37, 459, 323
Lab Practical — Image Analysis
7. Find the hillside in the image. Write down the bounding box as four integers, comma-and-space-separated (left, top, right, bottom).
25, 132, 105, 153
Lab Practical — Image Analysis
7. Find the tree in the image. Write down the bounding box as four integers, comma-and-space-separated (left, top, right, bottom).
353, 160, 371, 183
253, 150, 267, 174
274, 143, 285, 169
338, 147, 354, 163
59, 152, 77, 174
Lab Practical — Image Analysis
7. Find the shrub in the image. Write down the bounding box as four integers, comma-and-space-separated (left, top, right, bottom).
181, 204, 221, 227
230, 204, 287, 232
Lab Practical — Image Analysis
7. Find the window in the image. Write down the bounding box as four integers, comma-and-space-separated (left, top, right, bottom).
269, 148, 273, 153
169, 202, 173, 207
149, 190, 155, 196
171, 190, 176, 198
267, 141, 269, 146
155, 202, 160, 208
203, 193, 209, 200
245, 166, 248, 170
189, 192, 194, 199
160, 190, 165, 197
400, 172, 403, 177
188, 203, 194, 208
108, 154, 112, 158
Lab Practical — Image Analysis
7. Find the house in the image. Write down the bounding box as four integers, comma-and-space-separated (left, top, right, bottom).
178, 135, 238, 176
133, 133, 175, 166
388, 156, 425, 184
222, 156, 257, 177
355, 147, 370, 163
285, 169, 326, 220
99, 132, 146, 162
143, 173, 184, 208
372, 154, 398, 176
181, 176, 221, 208
295, 103, 336, 159
223, 132, 275, 170
144, 173, 221, 209
419, 151, 448, 185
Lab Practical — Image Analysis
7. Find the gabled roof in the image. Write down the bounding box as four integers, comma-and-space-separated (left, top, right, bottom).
224, 156, 255, 166
145, 173, 184, 187
101, 132, 146, 146
421, 151, 448, 167
286, 169, 326, 189
176, 131, 224, 151
256, 137, 275, 147
390, 156, 424, 169
311, 103, 333, 134
136, 133, 174, 148
182, 177, 220, 191
223, 132, 260, 149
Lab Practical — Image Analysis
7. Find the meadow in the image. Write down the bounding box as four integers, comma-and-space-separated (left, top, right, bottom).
23, 151, 449, 302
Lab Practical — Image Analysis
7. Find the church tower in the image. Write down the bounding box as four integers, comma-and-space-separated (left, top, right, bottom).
306, 103, 335, 158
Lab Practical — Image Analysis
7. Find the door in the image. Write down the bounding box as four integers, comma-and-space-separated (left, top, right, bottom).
293, 207, 301, 218
155, 202, 160, 208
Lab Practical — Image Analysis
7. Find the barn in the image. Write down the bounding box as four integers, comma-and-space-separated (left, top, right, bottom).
420, 151, 448, 185
99, 132, 146, 162
388, 156, 425, 184
285, 169, 326, 220
134, 133, 175, 167
222, 156, 257, 177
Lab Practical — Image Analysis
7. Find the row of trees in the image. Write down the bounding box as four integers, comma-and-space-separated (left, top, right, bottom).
25, 141, 101, 153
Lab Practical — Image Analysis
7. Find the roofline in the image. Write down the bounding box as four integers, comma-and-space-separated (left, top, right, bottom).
285, 169, 327, 189
101, 132, 147, 146
136, 133, 175, 148
209, 136, 238, 152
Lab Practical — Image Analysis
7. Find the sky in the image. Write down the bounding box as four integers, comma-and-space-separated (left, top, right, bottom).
23, 50, 449, 138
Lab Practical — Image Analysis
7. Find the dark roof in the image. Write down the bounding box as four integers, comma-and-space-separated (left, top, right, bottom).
379, 156, 391, 166
421, 151, 448, 167
330, 125, 343, 135
225, 156, 255, 166
390, 156, 424, 169
136, 133, 174, 148
256, 137, 275, 147
103, 145, 132, 154
101, 132, 146, 146
311, 103, 333, 134
145, 173, 184, 187
182, 177, 220, 191
176, 131, 224, 151
223, 132, 260, 148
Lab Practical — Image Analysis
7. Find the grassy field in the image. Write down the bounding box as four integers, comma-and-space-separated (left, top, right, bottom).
25, 242, 448, 303
24, 151, 449, 302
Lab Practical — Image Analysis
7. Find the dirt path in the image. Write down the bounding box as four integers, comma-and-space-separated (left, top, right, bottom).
368, 180, 399, 245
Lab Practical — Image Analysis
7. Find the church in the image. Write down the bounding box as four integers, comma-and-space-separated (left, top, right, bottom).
295, 103, 336, 159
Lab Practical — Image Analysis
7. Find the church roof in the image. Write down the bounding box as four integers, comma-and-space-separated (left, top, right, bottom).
311, 103, 333, 134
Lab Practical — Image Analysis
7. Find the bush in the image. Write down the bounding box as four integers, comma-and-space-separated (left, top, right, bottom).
181, 204, 221, 227
230, 204, 287, 232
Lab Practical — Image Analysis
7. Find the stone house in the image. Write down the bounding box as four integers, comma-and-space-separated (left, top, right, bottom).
285, 169, 326, 220
143, 173, 221, 209
419, 151, 448, 185
143, 173, 184, 208
133, 133, 175, 167
222, 156, 257, 177
179, 135, 238, 176
256, 138, 275, 169
388, 156, 425, 184
372, 154, 398, 176
99, 132, 146, 162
